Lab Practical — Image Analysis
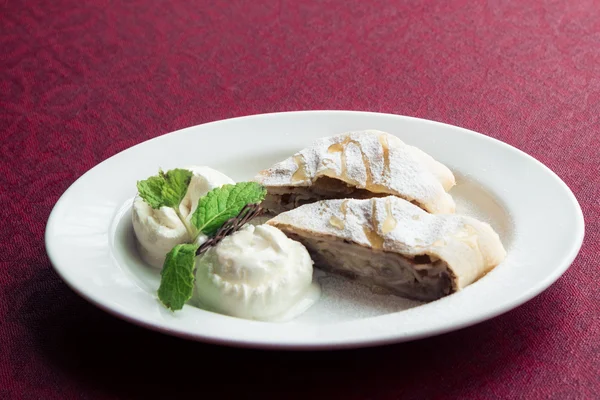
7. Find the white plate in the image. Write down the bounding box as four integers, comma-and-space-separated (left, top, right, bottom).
45, 111, 584, 350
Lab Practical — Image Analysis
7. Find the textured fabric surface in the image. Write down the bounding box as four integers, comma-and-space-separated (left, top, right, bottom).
1, 0, 599, 399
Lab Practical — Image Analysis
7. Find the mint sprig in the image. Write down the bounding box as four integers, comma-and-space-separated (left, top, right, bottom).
191, 182, 267, 236
135, 168, 267, 311
157, 243, 199, 310
136, 168, 197, 238
137, 168, 193, 209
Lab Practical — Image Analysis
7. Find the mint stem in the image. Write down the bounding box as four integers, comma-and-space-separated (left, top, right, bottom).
174, 207, 198, 241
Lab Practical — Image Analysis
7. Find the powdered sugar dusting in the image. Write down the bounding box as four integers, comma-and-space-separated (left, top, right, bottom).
344, 141, 367, 186
269, 196, 507, 289
254, 130, 456, 213
270, 197, 464, 252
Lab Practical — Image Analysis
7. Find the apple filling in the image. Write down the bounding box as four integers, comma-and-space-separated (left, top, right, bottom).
284, 231, 455, 301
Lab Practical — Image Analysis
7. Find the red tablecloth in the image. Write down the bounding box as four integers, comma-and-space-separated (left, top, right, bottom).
1, 1, 599, 398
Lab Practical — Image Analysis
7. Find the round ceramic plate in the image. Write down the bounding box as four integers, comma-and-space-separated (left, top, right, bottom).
45, 111, 584, 350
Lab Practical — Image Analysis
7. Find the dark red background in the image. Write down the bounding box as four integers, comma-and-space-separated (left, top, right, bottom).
1, 1, 599, 398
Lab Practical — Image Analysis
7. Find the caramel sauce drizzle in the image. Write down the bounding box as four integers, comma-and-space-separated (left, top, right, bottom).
362, 199, 384, 249
327, 140, 352, 183
329, 215, 345, 229
340, 199, 349, 217
381, 198, 397, 234
329, 199, 350, 229
291, 154, 308, 183
378, 133, 391, 178
326, 136, 393, 194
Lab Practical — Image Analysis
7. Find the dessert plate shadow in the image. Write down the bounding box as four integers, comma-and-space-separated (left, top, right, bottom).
45, 111, 584, 350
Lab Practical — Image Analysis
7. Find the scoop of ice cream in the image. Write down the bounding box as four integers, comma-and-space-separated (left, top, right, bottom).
132, 166, 235, 268
194, 224, 319, 321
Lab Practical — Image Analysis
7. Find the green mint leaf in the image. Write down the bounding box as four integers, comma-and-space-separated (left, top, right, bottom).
157, 243, 199, 311
136, 168, 193, 209
190, 182, 267, 236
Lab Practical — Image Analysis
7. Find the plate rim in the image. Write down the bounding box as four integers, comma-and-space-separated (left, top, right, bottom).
44, 110, 586, 350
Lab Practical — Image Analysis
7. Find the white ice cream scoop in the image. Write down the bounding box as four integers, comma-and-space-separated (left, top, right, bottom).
132, 166, 235, 268
194, 224, 320, 321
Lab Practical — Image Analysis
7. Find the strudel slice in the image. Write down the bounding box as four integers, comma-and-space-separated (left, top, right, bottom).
254, 130, 456, 215
267, 196, 506, 301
